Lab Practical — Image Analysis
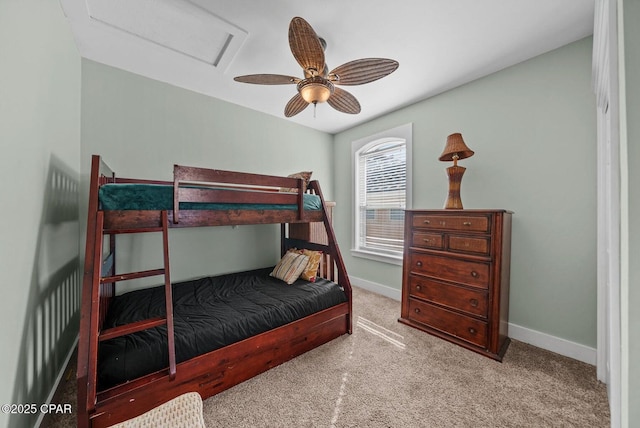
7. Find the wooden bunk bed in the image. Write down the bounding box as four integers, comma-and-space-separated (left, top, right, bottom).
78, 155, 352, 428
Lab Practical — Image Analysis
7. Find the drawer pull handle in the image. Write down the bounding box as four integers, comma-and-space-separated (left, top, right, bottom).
414, 308, 421, 314
469, 299, 479, 307
415, 284, 422, 291
440, 221, 446, 226
468, 327, 477, 335
423, 238, 431, 243
416, 261, 423, 267
470, 271, 479, 278
423, 220, 431, 224
464, 221, 472, 226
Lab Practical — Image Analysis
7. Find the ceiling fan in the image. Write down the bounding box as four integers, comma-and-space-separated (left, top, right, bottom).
234, 17, 399, 117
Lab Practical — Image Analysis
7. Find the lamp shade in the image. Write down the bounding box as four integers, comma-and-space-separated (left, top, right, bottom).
439, 133, 474, 162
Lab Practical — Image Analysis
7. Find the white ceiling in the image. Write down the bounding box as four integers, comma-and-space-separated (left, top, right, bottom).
61, 0, 595, 134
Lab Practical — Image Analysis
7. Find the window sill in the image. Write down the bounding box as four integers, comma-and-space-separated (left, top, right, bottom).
351, 249, 403, 266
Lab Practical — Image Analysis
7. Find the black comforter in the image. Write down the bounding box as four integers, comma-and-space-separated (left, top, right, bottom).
98, 267, 347, 390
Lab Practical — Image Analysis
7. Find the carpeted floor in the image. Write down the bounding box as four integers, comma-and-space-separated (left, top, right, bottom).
42, 286, 610, 427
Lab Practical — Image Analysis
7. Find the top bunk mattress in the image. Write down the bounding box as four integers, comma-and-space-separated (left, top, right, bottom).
98, 267, 347, 390
98, 183, 322, 211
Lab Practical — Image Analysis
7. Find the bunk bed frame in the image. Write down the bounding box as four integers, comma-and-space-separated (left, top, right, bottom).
78, 155, 352, 428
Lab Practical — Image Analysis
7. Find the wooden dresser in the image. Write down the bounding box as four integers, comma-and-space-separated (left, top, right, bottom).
398, 209, 512, 361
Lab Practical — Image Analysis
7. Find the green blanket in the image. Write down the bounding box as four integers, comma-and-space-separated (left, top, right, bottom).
99, 183, 321, 211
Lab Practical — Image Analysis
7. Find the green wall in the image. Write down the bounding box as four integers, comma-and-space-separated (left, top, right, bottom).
0, 1, 81, 427
621, 0, 639, 424
80, 60, 334, 291
333, 38, 597, 348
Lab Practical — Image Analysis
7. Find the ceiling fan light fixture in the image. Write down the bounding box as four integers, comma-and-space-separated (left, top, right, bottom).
233, 17, 398, 117
298, 76, 334, 104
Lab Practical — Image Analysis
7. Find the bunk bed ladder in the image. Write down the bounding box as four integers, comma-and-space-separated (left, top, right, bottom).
98, 211, 177, 380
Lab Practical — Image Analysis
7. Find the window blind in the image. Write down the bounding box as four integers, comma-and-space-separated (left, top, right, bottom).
357, 141, 406, 254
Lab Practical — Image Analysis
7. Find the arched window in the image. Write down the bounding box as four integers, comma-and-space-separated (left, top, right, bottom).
352, 124, 412, 264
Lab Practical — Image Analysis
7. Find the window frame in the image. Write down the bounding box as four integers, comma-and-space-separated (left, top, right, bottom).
351, 123, 412, 265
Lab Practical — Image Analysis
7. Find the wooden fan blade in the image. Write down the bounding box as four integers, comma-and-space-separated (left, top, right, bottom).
234, 74, 300, 85
284, 93, 309, 117
289, 17, 325, 76
327, 87, 361, 114
329, 58, 399, 86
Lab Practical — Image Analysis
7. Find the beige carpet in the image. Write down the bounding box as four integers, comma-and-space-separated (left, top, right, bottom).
43, 286, 610, 427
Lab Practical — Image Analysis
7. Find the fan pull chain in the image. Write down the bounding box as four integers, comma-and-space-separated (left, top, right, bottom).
313, 102, 317, 118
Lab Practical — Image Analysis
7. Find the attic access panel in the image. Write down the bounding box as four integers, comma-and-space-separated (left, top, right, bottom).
86, 0, 247, 70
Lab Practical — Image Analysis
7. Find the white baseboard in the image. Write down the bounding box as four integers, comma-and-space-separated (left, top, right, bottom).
351, 275, 401, 301
350, 275, 597, 366
507, 323, 596, 365
36, 335, 78, 428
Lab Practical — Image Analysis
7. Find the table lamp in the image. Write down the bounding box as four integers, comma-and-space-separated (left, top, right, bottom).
439, 133, 474, 209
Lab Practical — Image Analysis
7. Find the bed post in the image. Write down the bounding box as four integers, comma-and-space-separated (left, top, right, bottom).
78, 155, 118, 427
78, 156, 103, 427
297, 178, 305, 221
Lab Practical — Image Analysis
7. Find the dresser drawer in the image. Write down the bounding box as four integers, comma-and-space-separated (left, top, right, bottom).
408, 298, 488, 347
412, 214, 490, 232
411, 232, 443, 250
409, 253, 490, 289
409, 275, 488, 318
447, 235, 490, 255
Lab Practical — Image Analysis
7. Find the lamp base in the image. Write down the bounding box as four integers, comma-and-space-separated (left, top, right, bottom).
444, 165, 466, 209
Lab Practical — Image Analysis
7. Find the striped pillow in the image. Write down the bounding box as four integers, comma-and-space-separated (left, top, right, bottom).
270, 251, 310, 284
